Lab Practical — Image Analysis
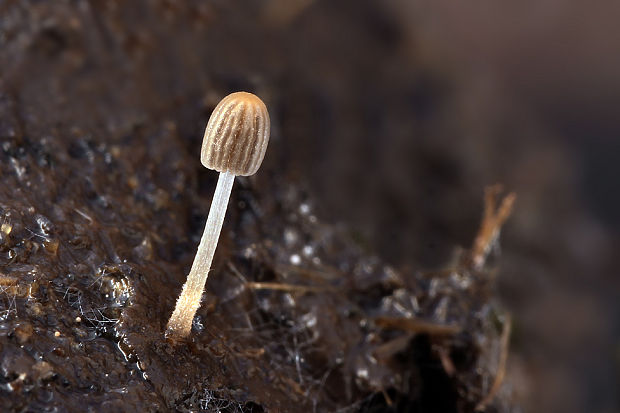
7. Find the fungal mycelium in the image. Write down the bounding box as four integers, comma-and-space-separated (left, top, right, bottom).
166, 91, 270, 339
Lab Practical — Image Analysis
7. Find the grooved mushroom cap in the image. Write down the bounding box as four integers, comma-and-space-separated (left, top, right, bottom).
201, 92, 270, 176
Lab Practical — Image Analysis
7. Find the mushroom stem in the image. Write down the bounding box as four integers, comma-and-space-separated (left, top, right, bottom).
166, 171, 235, 339
166, 91, 270, 340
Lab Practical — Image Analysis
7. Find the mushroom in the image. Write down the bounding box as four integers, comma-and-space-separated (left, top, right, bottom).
166, 91, 270, 339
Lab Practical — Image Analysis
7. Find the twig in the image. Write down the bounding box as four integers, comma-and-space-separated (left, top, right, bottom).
437, 346, 456, 376
374, 316, 460, 335
475, 315, 512, 411
227, 262, 335, 293
246, 281, 328, 293
381, 389, 393, 406
373, 333, 414, 360
470, 185, 516, 270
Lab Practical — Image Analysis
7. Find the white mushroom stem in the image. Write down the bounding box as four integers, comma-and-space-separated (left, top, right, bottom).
166, 171, 235, 338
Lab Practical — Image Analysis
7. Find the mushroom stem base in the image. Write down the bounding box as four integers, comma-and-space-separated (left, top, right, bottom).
166, 171, 235, 339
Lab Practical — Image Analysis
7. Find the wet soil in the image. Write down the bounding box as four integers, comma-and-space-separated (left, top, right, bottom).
0, 1, 520, 412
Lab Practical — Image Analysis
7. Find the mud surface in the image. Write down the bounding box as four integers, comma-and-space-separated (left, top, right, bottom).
2, 1, 617, 412
0, 97, 514, 411
0, 1, 516, 411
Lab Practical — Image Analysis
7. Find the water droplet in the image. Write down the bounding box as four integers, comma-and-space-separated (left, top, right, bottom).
356, 367, 369, 380
284, 228, 298, 246
289, 254, 301, 265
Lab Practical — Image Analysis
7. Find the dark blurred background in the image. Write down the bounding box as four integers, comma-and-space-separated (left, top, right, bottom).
2, 0, 619, 411
264, 2, 620, 412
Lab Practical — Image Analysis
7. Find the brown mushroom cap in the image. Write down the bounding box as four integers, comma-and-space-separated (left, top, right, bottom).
201, 92, 270, 176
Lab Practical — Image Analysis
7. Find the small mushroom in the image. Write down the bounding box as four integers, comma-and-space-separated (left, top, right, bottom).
166, 92, 270, 339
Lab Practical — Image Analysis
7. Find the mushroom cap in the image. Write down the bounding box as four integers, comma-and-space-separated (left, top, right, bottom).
201, 92, 270, 176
